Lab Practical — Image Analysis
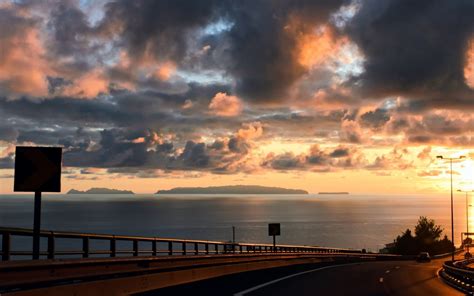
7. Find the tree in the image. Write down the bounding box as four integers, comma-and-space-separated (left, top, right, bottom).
414, 216, 443, 245
390, 216, 453, 255
393, 229, 417, 255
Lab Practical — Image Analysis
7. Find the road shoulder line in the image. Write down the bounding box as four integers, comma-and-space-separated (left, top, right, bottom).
233, 262, 362, 296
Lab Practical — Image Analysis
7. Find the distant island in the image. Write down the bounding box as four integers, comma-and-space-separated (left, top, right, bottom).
318, 192, 349, 195
67, 188, 134, 194
156, 185, 308, 195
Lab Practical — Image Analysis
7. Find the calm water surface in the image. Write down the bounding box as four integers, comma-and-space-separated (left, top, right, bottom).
0, 194, 469, 252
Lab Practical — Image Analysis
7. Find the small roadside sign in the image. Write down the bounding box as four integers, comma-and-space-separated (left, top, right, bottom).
14, 146, 62, 192
268, 223, 281, 250
268, 223, 281, 236
13, 146, 62, 260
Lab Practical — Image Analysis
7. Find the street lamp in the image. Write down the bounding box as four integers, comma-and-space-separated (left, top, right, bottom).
458, 189, 474, 253
437, 155, 465, 261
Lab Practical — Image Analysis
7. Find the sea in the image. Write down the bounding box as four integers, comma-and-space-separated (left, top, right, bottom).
0, 193, 470, 255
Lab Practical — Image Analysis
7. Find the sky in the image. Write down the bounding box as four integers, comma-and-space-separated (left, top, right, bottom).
0, 0, 473, 194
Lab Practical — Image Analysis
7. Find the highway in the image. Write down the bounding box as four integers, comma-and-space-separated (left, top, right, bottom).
142, 259, 463, 296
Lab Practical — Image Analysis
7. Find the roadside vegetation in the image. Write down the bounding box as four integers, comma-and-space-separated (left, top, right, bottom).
389, 216, 454, 255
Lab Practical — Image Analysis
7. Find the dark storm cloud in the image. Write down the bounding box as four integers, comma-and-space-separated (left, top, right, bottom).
329, 147, 350, 158
228, 137, 249, 154
0, 81, 232, 130
48, 3, 94, 58
0, 126, 19, 142
219, 0, 347, 102
346, 0, 474, 106
97, 0, 346, 102
178, 141, 210, 168
63, 129, 172, 168
359, 108, 391, 130
263, 152, 304, 170
99, 0, 219, 62
0, 95, 129, 127
384, 112, 474, 146
60, 127, 256, 173
262, 145, 363, 171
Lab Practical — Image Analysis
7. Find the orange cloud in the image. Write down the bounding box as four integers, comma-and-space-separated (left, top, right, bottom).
154, 61, 176, 80
62, 69, 109, 98
209, 92, 243, 117
0, 21, 50, 97
296, 25, 343, 68
309, 87, 352, 111
237, 122, 263, 140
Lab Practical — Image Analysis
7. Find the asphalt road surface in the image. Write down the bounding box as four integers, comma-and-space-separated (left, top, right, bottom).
140, 258, 463, 296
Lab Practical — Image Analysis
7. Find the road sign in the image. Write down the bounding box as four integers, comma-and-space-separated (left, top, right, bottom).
13, 146, 62, 259
268, 223, 281, 236
268, 223, 280, 250
14, 146, 62, 192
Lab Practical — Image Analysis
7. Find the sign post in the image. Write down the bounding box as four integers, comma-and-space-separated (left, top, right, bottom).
268, 223, 281, 252
14, 146, 62, 260
33, 191, 41, 259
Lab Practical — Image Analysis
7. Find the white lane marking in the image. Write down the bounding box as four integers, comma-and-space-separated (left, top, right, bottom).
233, 262, 362, 296
395, 266, 400, 269
385, 270, 390, 273
379, 277, 384, 283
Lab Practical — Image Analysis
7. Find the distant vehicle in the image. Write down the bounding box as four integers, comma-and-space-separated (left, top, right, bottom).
464, 252, 472, 259
416, 252, 431, 262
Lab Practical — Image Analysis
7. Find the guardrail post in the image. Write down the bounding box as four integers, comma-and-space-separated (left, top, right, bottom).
205, 243, 209, 255
239, 245, 243, 254
133, 240, 138, 256
215, 244, 218, 254
194, 242, 199, 255
110, 237, 116, 257
82, 237, 89, 258
47, 232, 55, 259
265, 246, 268, 253
168, 241, 173, 255
182, 242, 187, 255
152, 239, 157, 256
2, 232, 11, 261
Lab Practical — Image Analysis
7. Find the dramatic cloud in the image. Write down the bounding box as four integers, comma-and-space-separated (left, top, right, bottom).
209, 92, 243, 117
0, 7, 50, 97
262, 144, 365, 171
346, 0, 474, 108
0, 0, 473, 190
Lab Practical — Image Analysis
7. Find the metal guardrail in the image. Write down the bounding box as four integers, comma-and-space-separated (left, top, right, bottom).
0, 227, 363, 261
440, 258, 474, 294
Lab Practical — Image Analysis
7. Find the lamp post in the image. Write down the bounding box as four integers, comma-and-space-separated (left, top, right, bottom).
458, 190, 474, 253
437, 155, 465, 261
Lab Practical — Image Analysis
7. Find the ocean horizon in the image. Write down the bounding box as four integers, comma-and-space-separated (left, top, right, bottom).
0, 193, 469, 253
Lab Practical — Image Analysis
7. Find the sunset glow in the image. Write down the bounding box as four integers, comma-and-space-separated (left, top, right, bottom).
0, 0, 473, 195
